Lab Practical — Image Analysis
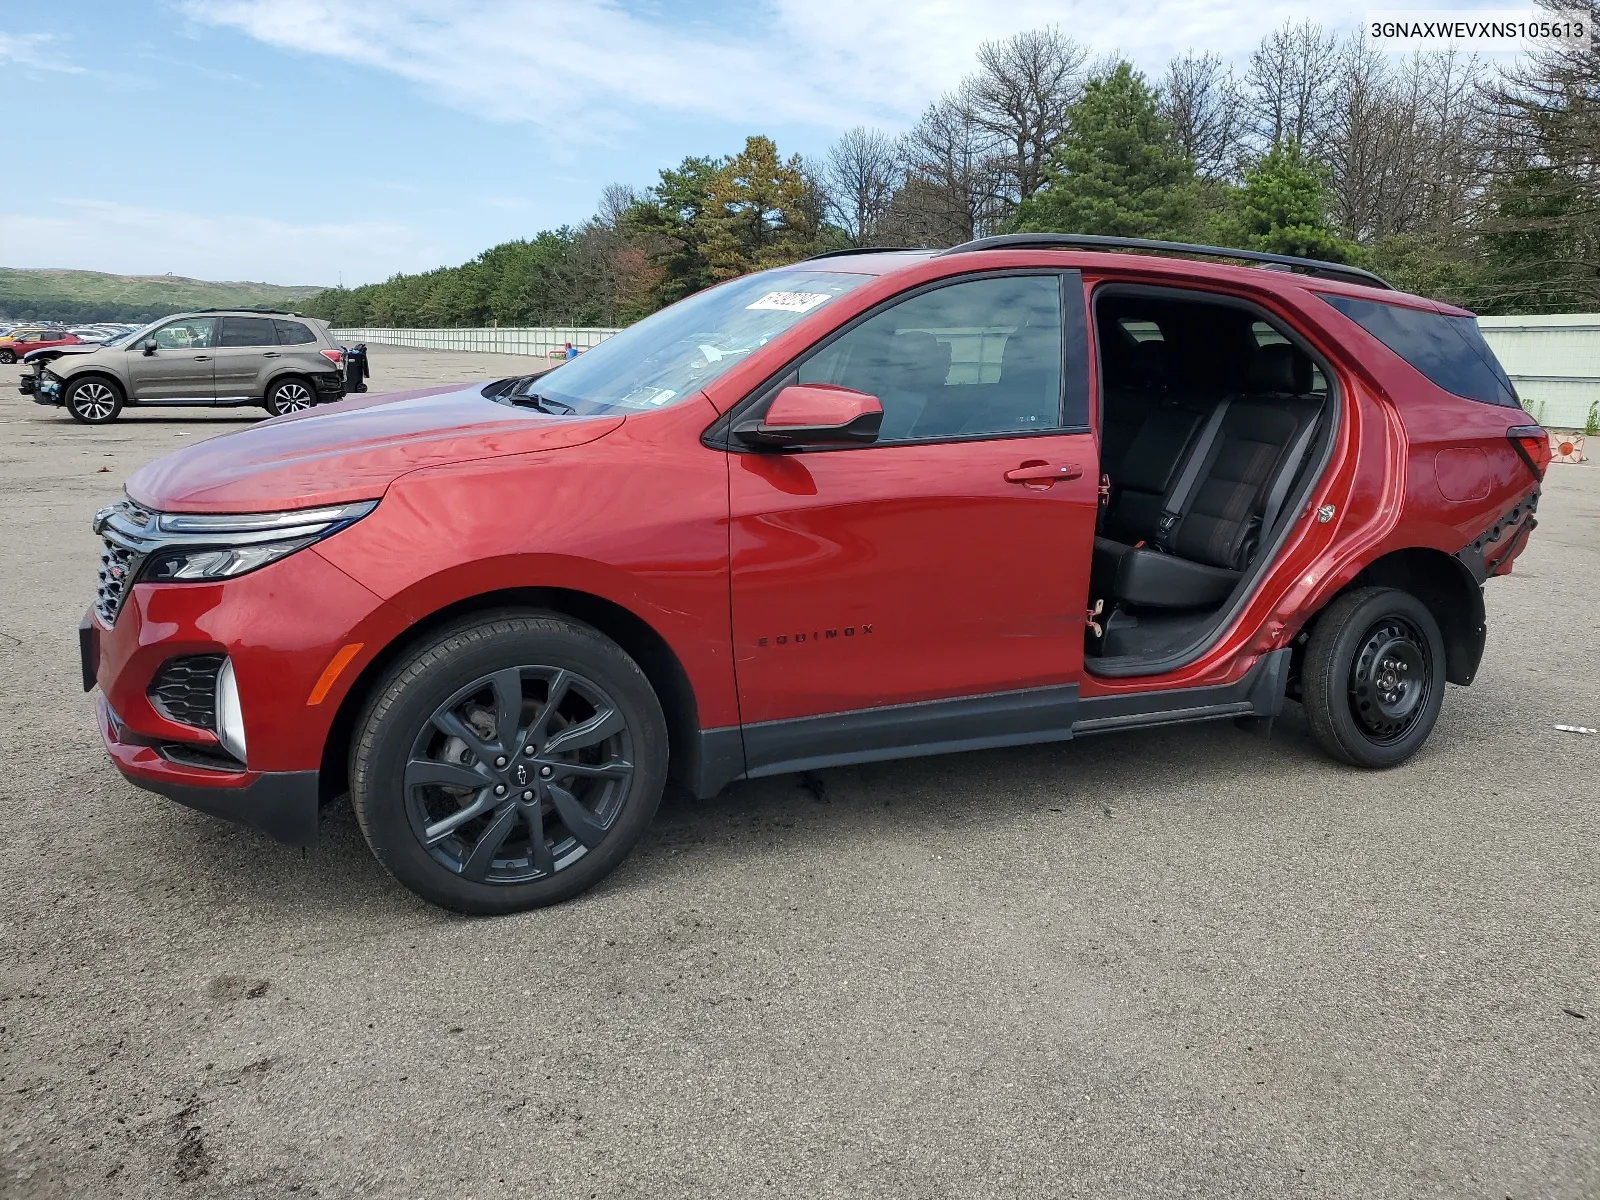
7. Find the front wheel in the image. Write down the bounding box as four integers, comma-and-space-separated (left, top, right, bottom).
0, 349, 15, 364
1301, 586, 1446, 768
350, 612, 669, 914
264, 376, 315, 416
65, 377, 124, 424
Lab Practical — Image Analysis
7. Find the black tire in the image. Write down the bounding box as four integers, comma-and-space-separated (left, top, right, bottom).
1301, 586, 1446, 768
349, 611, 669, 914
0, 349, 14, 364
264, 376, 316, 416
64, 376, 124, 424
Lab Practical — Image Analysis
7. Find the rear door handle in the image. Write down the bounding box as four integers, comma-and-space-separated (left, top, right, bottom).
262, 351, 279, 358
193, 355, 210, 361
1005, 461, 1083, 485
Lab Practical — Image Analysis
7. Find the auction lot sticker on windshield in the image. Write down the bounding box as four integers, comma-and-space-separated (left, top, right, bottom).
746, 291, 835, 313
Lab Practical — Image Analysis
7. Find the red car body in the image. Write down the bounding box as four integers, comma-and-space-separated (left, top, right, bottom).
1, 329, 81, 361
83, 242, 1546, 890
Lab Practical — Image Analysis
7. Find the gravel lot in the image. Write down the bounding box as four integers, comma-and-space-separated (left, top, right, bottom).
2, 346, 1596, 1199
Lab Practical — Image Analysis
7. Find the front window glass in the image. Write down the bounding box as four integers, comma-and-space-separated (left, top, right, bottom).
797, 275, 1064, 441
525, 269, 871, 415
152, 317, 216, 349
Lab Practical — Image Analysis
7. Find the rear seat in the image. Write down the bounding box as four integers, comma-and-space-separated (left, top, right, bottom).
1094, 343, 1323, 612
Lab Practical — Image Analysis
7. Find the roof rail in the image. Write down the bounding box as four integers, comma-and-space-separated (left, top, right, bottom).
193, 307, 303, 316
936, 233, 1393, 290
803, 247, 928, 261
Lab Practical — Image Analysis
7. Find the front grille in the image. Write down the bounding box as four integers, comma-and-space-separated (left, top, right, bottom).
92, 499, 155, 625
148, 654, 224, 730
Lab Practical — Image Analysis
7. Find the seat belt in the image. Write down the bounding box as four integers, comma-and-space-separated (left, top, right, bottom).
1154, 397, 1230, 552
1255, 414, 1322, 559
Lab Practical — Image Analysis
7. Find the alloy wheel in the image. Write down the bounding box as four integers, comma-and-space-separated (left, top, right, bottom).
273, 382, 313, 412
71, 381, 118, 421
405, 665, 634, 884
1347, 616, 1432, 744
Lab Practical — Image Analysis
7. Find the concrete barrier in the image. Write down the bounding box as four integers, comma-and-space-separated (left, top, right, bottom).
332, 326, 621, 359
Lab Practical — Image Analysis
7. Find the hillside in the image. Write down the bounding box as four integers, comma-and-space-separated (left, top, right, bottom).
0, 267, 327, 324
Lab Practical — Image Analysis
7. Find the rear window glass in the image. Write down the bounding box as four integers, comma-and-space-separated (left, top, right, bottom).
274, 319, 315, 345
1318, 293, 1517, 407
219, 316, 278, 346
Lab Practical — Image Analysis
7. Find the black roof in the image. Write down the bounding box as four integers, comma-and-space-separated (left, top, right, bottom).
936, 233, 1392, 290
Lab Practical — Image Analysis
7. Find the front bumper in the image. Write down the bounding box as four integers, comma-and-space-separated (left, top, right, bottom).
97, 694, 320, 845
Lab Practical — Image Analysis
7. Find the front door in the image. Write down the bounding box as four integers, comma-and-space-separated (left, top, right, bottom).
212, 315, 280, 398
126, 316, 217, 400
728, 272, 1098, 754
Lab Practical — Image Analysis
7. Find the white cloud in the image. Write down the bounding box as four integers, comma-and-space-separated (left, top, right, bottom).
181, 0, 1377, 139
0, 199, 445, 287
0, 32, 87, 73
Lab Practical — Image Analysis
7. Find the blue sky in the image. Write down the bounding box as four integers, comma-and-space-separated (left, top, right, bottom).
0, 0, 1484, 286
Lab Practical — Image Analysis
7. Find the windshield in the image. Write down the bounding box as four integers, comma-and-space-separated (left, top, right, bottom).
104, 318, 166, 348
521, 269, 871, 415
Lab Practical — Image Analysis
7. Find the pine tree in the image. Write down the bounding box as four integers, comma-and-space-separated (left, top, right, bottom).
1229, 141, 1356, 261
1011, 62, 1197, 238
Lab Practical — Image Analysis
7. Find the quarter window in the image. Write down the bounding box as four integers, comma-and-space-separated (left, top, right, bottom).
1317, 293, 1517, 407
796, 275, 1065, 441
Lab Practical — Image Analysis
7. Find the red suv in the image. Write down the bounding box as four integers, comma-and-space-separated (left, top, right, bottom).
82, 235, 1548, 913
1, 328, 81, 362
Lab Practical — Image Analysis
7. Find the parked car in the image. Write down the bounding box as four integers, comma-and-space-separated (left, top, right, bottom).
0, 327, 79, 363
81, 235, 1546, 914
28, 309, 346, 422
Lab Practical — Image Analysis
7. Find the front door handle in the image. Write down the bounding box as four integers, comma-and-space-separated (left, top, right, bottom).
193, 355, 210, 361
1004, 461, 1083, 487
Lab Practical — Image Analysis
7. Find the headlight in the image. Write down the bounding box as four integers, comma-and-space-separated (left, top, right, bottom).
138, 501, 377, 582
92, 499, 377, 593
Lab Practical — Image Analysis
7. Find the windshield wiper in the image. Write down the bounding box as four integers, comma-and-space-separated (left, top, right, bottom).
508, 390, 575, 415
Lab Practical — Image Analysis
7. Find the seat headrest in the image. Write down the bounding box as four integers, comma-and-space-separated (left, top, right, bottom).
1247, 342, 1312, 395
887, 330, 950, 390
1125, 339, 1174, 390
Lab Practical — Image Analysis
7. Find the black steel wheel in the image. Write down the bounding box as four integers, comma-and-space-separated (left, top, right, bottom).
65, 377, 124, 424
350, 612, 667, 913
1301, 587, 1446, 768
265, 376, 315, 416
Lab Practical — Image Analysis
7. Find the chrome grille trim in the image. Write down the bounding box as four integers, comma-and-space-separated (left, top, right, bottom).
92, 499, 159, 625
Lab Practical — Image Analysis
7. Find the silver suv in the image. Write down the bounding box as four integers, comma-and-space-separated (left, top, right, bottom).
26, 310, 347, 424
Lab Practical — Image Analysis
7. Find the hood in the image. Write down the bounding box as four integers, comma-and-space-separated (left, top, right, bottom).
26, 343, 98, 363
126, 384, 625, 513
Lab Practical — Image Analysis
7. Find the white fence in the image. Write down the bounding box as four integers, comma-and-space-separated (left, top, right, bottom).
332, 326, 620, 359
1476, 314, 1599, 430
335, 314, 1600, 430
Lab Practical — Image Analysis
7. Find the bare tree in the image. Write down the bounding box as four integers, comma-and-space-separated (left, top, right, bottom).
885, 96, 1006, 247
595, 183, 638, 230
821, 126, 901, 245
958, 26, 1089, 204
1162, 51, 1245, 180
1243, 20, 1341, 155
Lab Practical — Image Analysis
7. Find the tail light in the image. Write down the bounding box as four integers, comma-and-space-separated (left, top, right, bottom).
320, 348, 343, 365
1507, 424, 1551, 480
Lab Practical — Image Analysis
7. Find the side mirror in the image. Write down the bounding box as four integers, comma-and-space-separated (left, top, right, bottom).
141, 339, 157, 355
734, 384, 883, 449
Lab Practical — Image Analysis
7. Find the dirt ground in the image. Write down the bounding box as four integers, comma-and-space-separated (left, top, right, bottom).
1, 347, 1596, 1199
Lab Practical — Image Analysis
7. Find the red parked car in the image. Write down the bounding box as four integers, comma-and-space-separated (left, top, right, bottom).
83, 235, 1547, 913
1, 328, 80, 363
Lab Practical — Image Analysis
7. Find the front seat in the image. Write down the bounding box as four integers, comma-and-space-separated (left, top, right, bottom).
1106, 343, 1324, 610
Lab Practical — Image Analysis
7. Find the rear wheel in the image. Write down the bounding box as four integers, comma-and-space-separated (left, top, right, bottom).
0, 349, 15, 364
350, 612, 669, 914
1301, 586, 1446, 768
264, 376, 315, 416
64, 377, 123, 424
